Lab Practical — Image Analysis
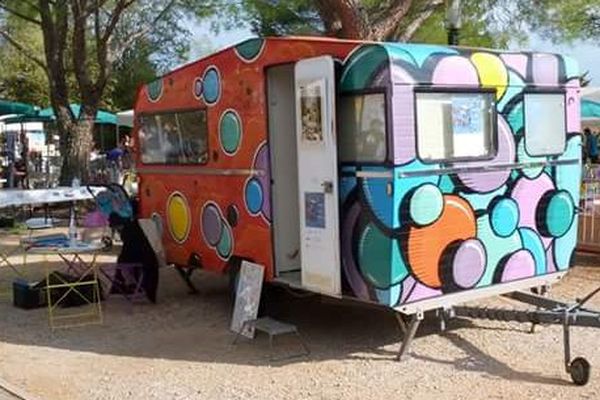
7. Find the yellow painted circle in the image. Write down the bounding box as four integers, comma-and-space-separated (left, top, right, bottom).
471, 52, 508, 100
167, 192, 191, 243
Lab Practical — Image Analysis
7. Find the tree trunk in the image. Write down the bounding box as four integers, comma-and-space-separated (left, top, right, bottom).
58, 109, 96, 186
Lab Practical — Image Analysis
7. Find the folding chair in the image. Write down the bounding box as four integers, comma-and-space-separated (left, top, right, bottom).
0, 245, 24, 299
100, 262, 146, 311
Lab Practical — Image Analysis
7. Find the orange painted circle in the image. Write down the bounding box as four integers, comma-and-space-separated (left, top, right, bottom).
407, 195, 476, 288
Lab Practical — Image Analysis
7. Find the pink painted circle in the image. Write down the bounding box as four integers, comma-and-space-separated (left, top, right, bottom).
510, 173, 555, 249
432, 56, 479, 86
498, 250, 536, 282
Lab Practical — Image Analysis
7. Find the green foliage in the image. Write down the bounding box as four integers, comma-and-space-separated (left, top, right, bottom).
0, 0, 193, 110
213, 0, 600, 49
0, 16, 49, 106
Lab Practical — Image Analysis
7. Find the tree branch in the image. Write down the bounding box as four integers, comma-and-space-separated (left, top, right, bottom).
109, 0, 177, 60
396, 0, 444, 42
0, 29, 47, 69
370, 0, 414, 40
0, 3, 41, 25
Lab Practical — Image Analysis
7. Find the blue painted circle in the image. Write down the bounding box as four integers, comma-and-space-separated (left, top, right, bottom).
519, 228, 547, 275
245, 179, 263, 214
203, 67, 220, 104
545, 190, 574, 237
409, 184, 444, 226
490, 198, 519, 237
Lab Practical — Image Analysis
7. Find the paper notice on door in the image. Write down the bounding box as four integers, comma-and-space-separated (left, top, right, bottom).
305, 192, 325, 228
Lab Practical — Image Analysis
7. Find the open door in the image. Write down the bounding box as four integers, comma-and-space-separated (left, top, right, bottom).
294, 56, 341, 297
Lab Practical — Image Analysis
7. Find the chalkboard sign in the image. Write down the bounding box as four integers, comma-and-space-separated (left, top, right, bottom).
230, 261, 265, 338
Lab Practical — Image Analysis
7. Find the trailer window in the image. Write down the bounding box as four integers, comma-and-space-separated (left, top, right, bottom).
524, 93, 566, 156
139, 109, 208, 164
416, 92, 496, 162
339, 93, 387, 162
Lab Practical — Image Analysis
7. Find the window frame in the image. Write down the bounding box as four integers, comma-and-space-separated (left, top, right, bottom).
414, 86, 499, 164
137, 107, 210, 166
337, 87, 392, 166
522, 89, 567, 158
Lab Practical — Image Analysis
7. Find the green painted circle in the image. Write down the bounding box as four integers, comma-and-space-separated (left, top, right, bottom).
409, 184, 444, 226
358, 224, 408, 288
147, 79, 163, 102
545, 191, 575, 237
217, 225, 233, 258
235, 39, 265, 61
220, 111, 242, 154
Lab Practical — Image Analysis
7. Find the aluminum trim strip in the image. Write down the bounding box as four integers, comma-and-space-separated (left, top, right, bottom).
395, 271, 567, 315
137, 167, 266, 177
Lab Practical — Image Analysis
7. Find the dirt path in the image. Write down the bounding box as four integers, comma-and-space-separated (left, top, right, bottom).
0, 233, 600, 399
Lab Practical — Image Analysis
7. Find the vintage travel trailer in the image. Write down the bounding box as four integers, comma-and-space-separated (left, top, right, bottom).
133, 37, 581, 320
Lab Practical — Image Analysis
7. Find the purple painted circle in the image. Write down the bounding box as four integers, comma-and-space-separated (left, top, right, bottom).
254, 144, 271, 220
511, 173, 555, 248
456, 116, 515, 192
432, 56, 479, 86
452, 238, 486, 288
194, 78, 203, 98
500, 250, 536, 282
201, 204, 223, 246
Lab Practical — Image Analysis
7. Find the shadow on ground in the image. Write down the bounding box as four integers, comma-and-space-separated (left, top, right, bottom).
0, 261, 574, 387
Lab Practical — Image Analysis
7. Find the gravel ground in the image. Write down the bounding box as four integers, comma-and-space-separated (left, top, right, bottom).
1, 231, 600, 399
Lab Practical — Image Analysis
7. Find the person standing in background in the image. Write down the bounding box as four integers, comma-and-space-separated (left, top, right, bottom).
587, 129, 599, 164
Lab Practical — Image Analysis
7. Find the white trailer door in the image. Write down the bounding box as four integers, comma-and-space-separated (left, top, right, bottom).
294, 56, 341, 297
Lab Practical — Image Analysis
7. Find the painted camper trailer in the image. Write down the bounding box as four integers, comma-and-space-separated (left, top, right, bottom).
133, 37, 581, 314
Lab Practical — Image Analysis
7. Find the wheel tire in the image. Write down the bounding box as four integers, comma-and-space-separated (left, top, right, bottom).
570, 357, 591, 386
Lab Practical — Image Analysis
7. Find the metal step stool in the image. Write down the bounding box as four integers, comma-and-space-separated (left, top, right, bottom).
232, 317, 310, 361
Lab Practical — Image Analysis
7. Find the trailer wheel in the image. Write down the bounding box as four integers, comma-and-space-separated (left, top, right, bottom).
569, 357, 591, 386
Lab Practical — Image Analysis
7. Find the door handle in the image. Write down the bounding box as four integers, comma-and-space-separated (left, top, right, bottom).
321, 180, 333, 193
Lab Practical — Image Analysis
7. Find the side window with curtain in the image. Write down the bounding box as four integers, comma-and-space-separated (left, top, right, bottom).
524, 93, 566, 156
416, 91, 496, 162
139, 109, 208, 165
339, 93, 387, 163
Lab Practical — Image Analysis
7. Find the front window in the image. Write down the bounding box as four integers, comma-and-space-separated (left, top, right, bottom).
524, 93, 566, 156
416, 91, 496, 162
339, 93, 387, 162
138, 109, 208, 165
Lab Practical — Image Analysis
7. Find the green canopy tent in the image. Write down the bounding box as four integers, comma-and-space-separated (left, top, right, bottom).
0, 100, 36, 116
582, 99, 600, 128
4, 103, 119, 151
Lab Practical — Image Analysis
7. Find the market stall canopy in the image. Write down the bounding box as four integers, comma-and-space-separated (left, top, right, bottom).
0, 186, 106, 208
582, 99, 600, 121
0, 100, 36, 116
3, 104, 117, 125
117, 110, 134, 128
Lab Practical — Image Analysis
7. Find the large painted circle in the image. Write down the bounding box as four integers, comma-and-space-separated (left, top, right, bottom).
409, 184, 444, 226
542, 190, 575, 238
450, 238, 486, 289
244, 178, 263, 215
408, 195, 476, 288
201, 203, 223, 247
219, 110, 242, 155
146, 79, 163, 103
490, 198, 519, 237
167, 192, 191, 243
217, 225, 233, 259
203, 67, 221, 104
